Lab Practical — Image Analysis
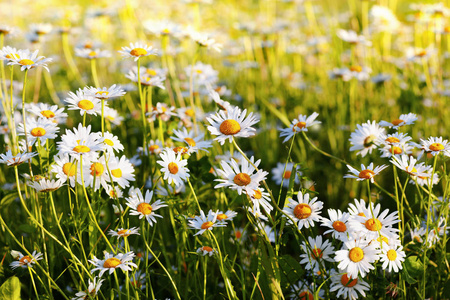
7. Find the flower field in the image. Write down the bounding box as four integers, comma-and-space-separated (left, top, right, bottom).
1, 0, 450, 299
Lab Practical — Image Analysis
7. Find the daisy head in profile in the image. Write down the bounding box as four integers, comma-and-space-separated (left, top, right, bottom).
329, 270, 370, 300
118, 42, 158, 61
420, 136, 450, 157
379, 113, 417, 130
7, 49, 52, 72
10, 250, 43, 270
196, 246, 217, 257
279, 112, 321, 143
72, 277, 104, 300
108, 227, 140, 240
89, 252, 137, 277
188, 209, 226, 236
206, 105, 259, 145
343, 163, 388, 183
84, 84, 126, 100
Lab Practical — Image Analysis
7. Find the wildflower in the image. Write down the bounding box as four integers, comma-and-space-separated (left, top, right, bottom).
98, 131, 124, 153
376, 132, 412, 148
27, 178, 63, 193
196, 246, 217, 256
379, 245, 406, 273
75, 48, 111, 59
336, 29, 371, 46
0, 150, 37, 167
89, 252, 137, 277
299, 236, 335, 273
379, 113, 418, 129
143, 139, 163, 155
65, 89, 103, 116
27, 102, 68, 124
171, 127, 212, 154
107, 155, 135, 189
118, 42, 158, 61
7, 49, 52, 72
17, 117, 59, 146
125, 69, 166, 89
379, 142, 413, 158
0, 46, 21, 61
10, 250, 43, 270
187, 27, 222, 52
283, 191, 323, 230
126, 188, 167, 226
335, 239, 379, 278
188, 210, 226, 236
279, 112, 321, 143
215, 156, 268, 197
344, 163, 388, 183
420, 136, 450, 156
148, 102, 176, 122
329, 271, 370, 300
108, 227, 140, 239
321, 209, 352, 241
271, 162, 301, 187
84, 84, 126, 100
206, 105, 259, 145
72, 277, 104, 300
348, 199, 368, 216
349, 121, 385, 157
250, 187, 273, 214
247, 206, 269, 222
289, 281, 324, 300
57, 124, 105, 161
390, 154, 430, 178
215, 210, 238, 224
157, 149, 190, 187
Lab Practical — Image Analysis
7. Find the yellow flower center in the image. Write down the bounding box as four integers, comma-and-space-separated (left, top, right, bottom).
185, 109, 195, 117
73, 145, 90, 153
385, 137, 400, 144
216, 213, 228, 221
63, 162, 76, 176
293, 121, 306, 131
41, 110, 55, 118
117, 229, 131, 237
31, 127, 46, 137
358, 212, 366, 217
429, 143, 444, 151
111, 168, 122, 178
19, 59, 34, 65
387, 249, 397, 261
103, 257, 121, 268
341, 274, 358, 287
201, 221, 214, 229
168, 162, 179, 174
311, 248, 323, 259
184, 137, 196, 147
219, 119, 241, 135
358, 169, 375, 179
19, 255, 31, 265
332, 220, 347, 232
235, 231, 242, 239
149, 144, 160, 153
298, 291, 313, 300
365, 218, 382, 231
96, 91, 109, 96
104, 139, 114, 146
293, 203, 312, 219
283, 170, 292, 179
137, 202, 152, 215
88, 51, 97, 57
173, 146, 188, 154
391, 146, 402, 155
146, 69, 157, 76
349, 247, 364, 262
253, 189, 262, 199
130, 48, 147, 57
201, 246, 213, 252
391, 119, 404, 126
233, 173, 251, 186
78, 100, 94, 110
350, 65, 362, 72
90, 162, 104, 177
416, 50, 427, 57
363, 135, 376, 148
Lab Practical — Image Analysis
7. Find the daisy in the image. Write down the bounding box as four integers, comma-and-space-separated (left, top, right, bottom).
0, 150, 37, 167
299, 236, 335, 273
0, 46, 22, 61
187, 28, 222, 52
321, 209, 352, 241
329, 271, 370, 300
348, 66, 372, 81
10, 250, 43, 270
349, 121, 385, 157
334, 239, 379, 278
27, 178, 63, 193
171, 127, 212, 154
283, 191, 323, 230
215, 210, 238, 224
289, 281, 324, 300
126, 188, 167, 226
108, 227, 140, 239
379, 244, 405, 273
279, 112, 321, 143
118, 42, 158, 61
84, 84, 126, 100
107, 155, 135, 188
156, 182, 185, 197
65, 89, 103, 116
206, 105, 259, 145
51, 154, 87, 187
7, 49, 52, 72
379, 142, 414, 158
89, 252, 137, 277
104, 107, 124, 127
125, 69, 166, 89
343, 163, 388, 183
390, 154, 430, 178
17, 117, 59, 146
196, 246, 217, 257
208, 88, 231, 111
75, 48, 111, 59
188, 209, 226, 236
348, 199, 369, 217
30, 23, 52, 35
27, 102, 68, 124
97, 131, 124, 153
143, 139, 163, 155
409, 166, 439, 187
105, 185, 123, 200
336, 29, 371, 46
379, 113, 418, 129
271, 162, 301, 188
250, 187, 273, 214
420, 136, 450, 156
247, 206, 269, 222
157, 149, 190, 187
72, 277, 104, 300
147, 102, 176, 122
376, 132, 412, 148
85, 157, 110, 191
57, 124, 105, 161
215, 156, 268, 197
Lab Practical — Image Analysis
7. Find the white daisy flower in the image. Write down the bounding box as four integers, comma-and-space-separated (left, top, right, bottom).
289, 281, 324, 300
279, 112, 321, 143
27, 103, 68, 124
96, 131, 124, 153
250, 187, 273, 214
215, 156, 268, 197
206, 105, 259, 145
348, 199, 369, 217
299, 235, 335, 273
125, 69, 166, 89
379, 244, 405, 273
379, 142, 414, 158
65, 89, 103, 116
171, 127, 212, 154
17, 117, 59, 146
196, 246, 217, 256
329, 271, 370, 300
104, 107, 124, 127
89, 252, 137, 277
215, 210, 238, 224
0, 46, 21, 61
85, 157, 109, 191
408, 165, 438, 187
75, 48, 111, 59
271, 162, 301, 188
0, 150, 37, 167
7, 49, 52, 72
390, 154, 430, 178
349, 121, 385, 157
247, 206, 269, 222
105, 185, 123, 200
376, 132, 412, 147
321, 209, 352, 241
106, 155, 135, 188
118, 42, 158, 61
71, 277, 104, 300
379, 113, 418, 129
84, 84, 126, 100
336, 29, 371, 46
51, 154, 88, 187
142, 139, 163, 156
126, 188, 167, 226
188, 209, 226, 236
420, 136, 450, 156
27, 178, 63, 193
335, 239, 379, 279
283, 191, 323, 230
343, 163, 388, 183
10, 250, 43, 270
57, 124, 105, 161
157, 149, 190, 187
108, 227, 140, 239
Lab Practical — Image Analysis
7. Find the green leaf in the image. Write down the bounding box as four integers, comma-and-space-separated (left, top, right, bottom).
18, 224, 36, 234
401, 266, 417, 284
404, 256, 423, 278
0, 276, 21, 300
